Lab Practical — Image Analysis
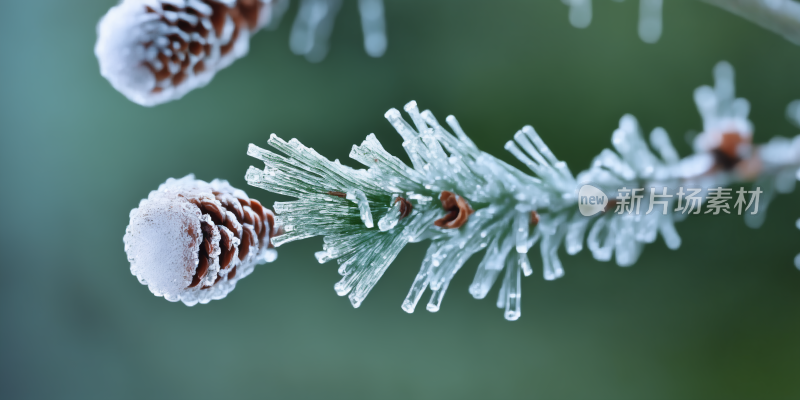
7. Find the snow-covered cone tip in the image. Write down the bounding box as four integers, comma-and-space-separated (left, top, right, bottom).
95, 0, 281, 107
124, 175, 279, 305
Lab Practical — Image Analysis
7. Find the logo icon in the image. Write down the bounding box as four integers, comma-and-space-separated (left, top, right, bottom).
578, 185, 608, 216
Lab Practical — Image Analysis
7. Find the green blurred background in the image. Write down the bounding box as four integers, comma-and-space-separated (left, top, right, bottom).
2, 1, 800, 399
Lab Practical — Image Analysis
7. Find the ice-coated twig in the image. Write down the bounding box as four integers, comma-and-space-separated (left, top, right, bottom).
562, 0, 800, 46
703, 0, 800, 46
241, 61, 800, 320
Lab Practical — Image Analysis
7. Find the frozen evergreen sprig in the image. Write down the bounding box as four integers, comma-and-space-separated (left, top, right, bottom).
245, 61, 800, 320
245, 101, 574, 315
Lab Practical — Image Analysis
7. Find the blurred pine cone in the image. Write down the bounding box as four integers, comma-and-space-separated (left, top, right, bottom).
96, 0, 282, 106
124, 175, 279, 305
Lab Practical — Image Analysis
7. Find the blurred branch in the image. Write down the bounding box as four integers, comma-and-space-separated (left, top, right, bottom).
703, 0, 800, 46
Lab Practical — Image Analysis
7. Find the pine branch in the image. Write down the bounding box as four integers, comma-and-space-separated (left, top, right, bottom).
244, 61, 800, 320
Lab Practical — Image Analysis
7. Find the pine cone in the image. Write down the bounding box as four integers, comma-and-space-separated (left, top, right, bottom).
124, 175, 279, 305
95, 0, 280, 107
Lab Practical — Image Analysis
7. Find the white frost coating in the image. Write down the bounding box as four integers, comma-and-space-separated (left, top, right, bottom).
125, 196, 202, 298
95, 1, 161, 106
124, 174, 276, 306
96, 0, 276, 106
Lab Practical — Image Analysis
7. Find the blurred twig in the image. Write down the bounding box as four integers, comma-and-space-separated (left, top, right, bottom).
703, 0, 800, 45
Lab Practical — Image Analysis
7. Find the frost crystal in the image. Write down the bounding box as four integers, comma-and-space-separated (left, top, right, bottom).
124, 175, 278, 305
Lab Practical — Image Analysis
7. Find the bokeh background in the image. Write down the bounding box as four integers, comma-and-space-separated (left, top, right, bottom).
2, 1, 800, 399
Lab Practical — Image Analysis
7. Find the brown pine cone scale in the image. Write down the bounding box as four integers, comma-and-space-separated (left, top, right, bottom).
188, 192, 273, 290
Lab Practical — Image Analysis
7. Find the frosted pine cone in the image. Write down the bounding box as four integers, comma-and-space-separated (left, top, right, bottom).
124, 175, 279, 305
96, 0, 279, 106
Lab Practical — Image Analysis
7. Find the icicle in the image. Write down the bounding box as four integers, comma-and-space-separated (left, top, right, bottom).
649, 127, 680, 164
358, 0, 387, 57
587, 216, 614, 262
426, 279, 450, 312
614, 215, 642, 267
787, 100, 800, 128
289, 0, 343, 62
518, 252, 533, 277
541, 233, 565, 281
658, 214, 681, 250
638, 0, 663, 43
565, 211, 589, 255
401, 243, 438, 313
470, 259, 502, 300
346, 189, 374, 228
566, 0, 592, 29
514, 211, 531, 253
503, 257, 522, 321
378, 199, 402, 231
